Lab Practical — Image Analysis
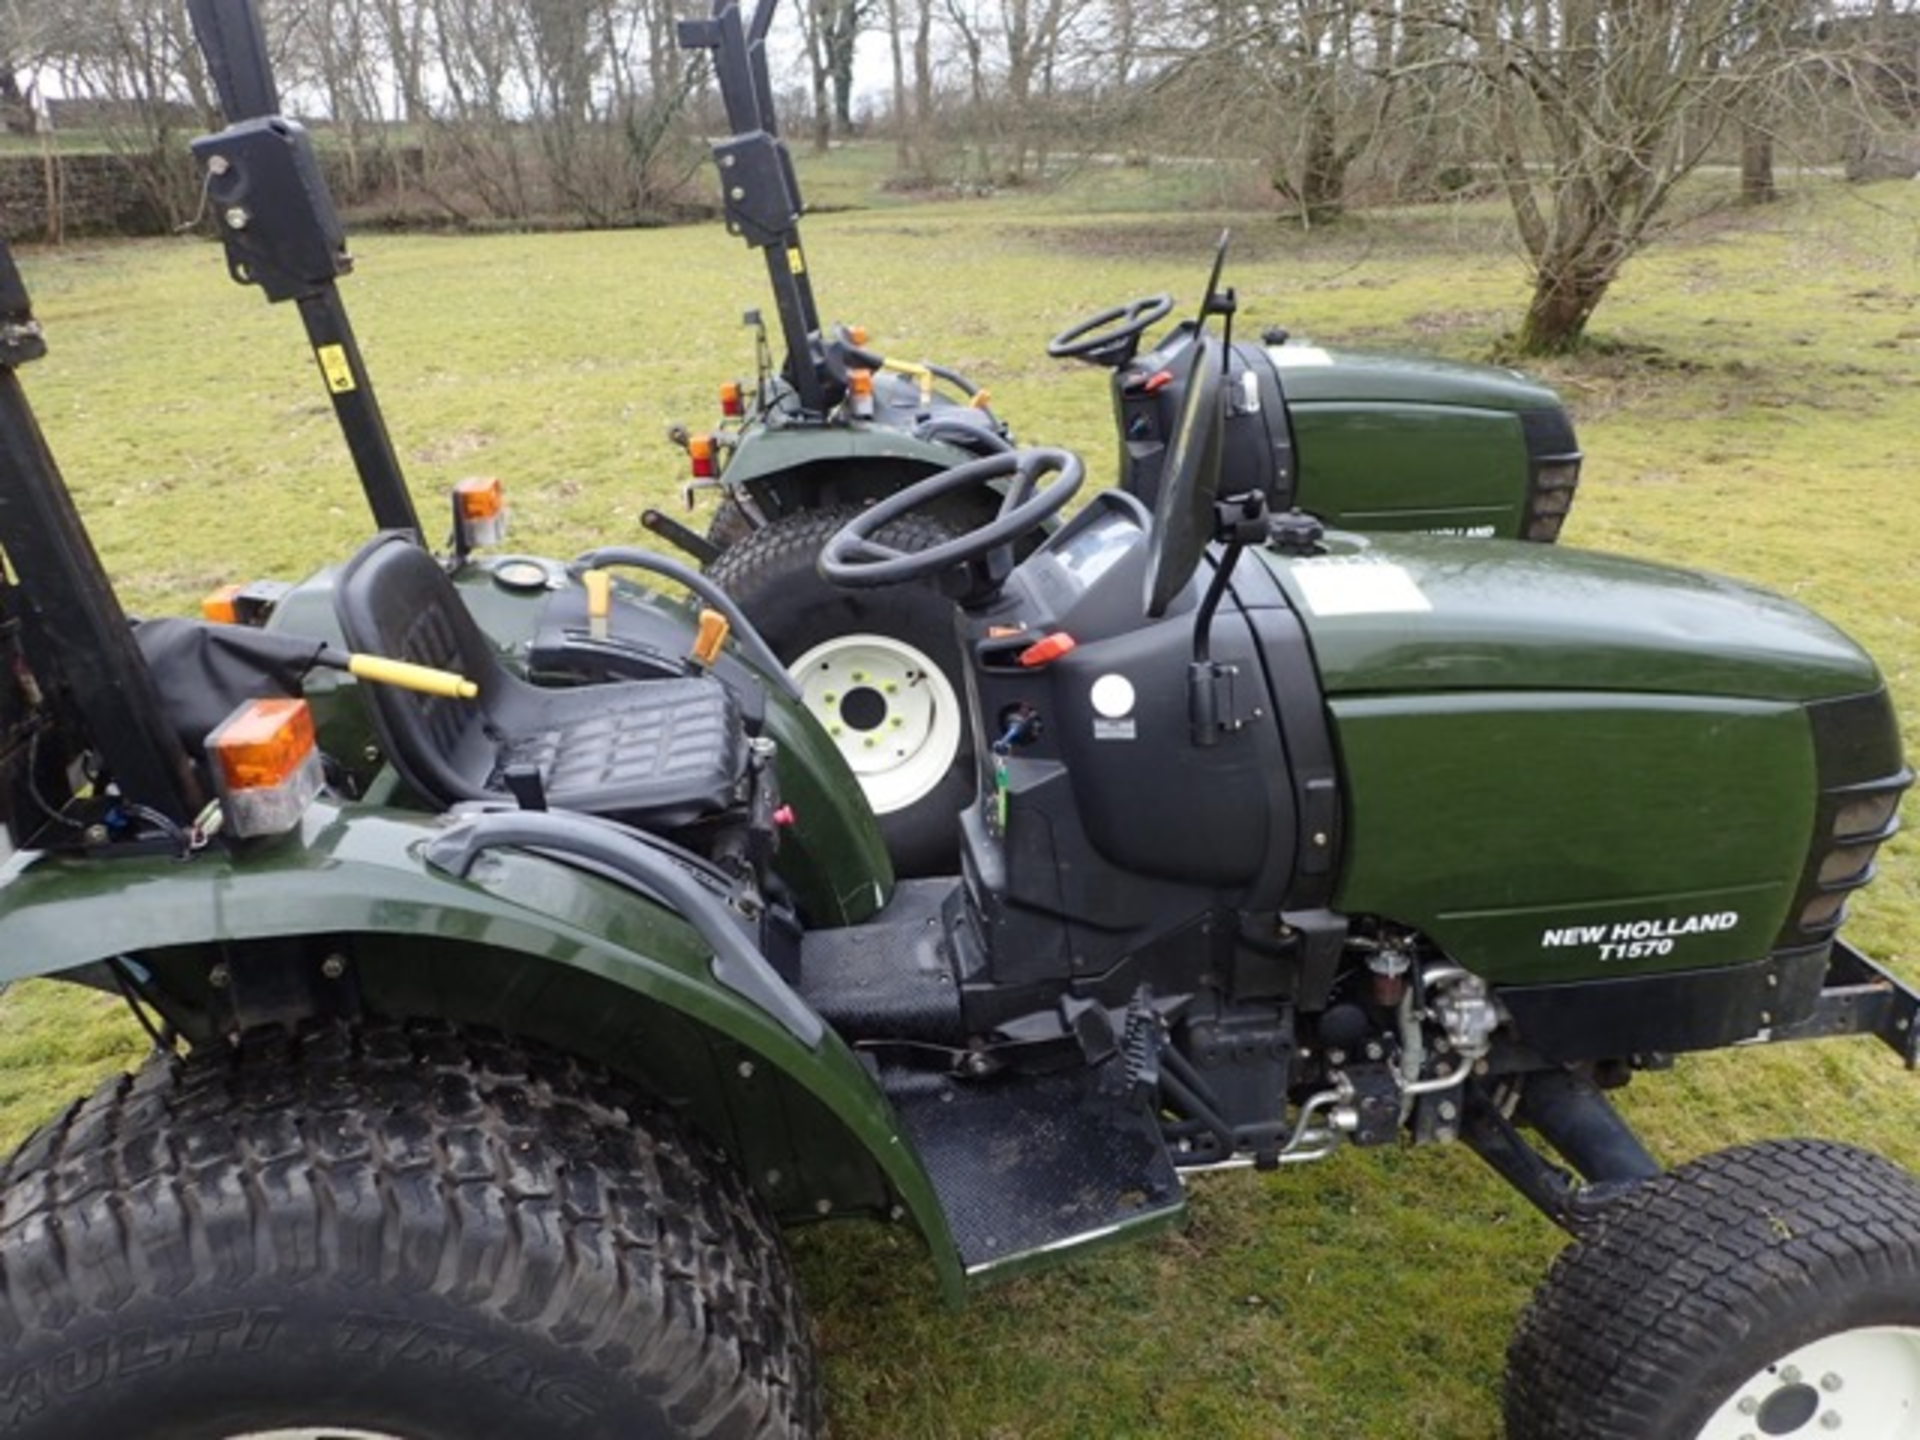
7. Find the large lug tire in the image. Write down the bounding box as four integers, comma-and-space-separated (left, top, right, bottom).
0, 1020, 819, 1440
710, 508, 971, 878
1504, 1138, 1920, 1440
706, 499, 757, 552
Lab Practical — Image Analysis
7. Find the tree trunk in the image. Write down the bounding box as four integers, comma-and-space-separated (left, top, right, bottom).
1297, 82, 1346, 223
824, 0, 860, 136
913, 0, 934, 127
1740, 121, 1777, 205
0, 71, 33, 137
887, 0, 911, 168
1515, 261, 1613, 356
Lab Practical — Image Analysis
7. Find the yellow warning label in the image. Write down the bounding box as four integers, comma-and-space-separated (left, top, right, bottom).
786, 246, 806, 276
316, 344, 356, 394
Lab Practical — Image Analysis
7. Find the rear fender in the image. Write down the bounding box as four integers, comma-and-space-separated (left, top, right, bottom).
0, 800, 962, 1297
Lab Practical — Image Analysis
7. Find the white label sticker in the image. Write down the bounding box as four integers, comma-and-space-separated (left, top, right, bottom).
1292, 558, 1432, 617
1267, 344, 1335, 368
1090, 674, 1136, 719
1093, 718, 1137, 741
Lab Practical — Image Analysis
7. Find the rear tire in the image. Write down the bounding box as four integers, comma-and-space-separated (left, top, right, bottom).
706, 499, 756, 552
0, 1019, 818, 1440
1504, 1137, 1920, 1440
710, 508, 972, 878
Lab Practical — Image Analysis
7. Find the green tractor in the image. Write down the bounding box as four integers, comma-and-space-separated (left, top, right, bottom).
659, 0, 1582, 876
3, 7, 1920, 1438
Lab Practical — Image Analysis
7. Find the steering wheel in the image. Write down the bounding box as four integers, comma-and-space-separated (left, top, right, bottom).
1046, 294, 1175, 367
819, 448, 1085, 599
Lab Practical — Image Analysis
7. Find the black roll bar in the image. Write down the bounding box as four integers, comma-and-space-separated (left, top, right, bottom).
678, 0, 830, 415
0, 242, 205, 831
183, 0, 422, 537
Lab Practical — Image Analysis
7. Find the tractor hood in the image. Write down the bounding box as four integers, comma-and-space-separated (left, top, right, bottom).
1253, 533, 1881, 703
1266, 342, 1562, 413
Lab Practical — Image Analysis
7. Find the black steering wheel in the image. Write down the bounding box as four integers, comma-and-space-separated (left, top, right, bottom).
1046, 294, 1175, 367
819, 448, 1085, 600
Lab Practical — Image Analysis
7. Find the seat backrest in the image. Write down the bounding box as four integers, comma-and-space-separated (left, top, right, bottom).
333, 531, 505, 807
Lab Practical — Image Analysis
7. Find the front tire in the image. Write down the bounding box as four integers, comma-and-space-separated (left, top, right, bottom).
710, 508, 972, 878
0, 1020, 818, 1440
1504, 1138, 1920, 1440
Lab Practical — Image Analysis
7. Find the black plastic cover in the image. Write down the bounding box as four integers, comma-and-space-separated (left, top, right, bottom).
192, 118, 350, 303
132, 617, 324, 758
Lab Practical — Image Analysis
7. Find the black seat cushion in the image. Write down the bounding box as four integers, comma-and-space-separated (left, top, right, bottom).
334, 532, 747, 830
490, 681, 746, 827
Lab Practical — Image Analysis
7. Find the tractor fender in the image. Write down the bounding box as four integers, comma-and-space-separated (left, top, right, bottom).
0, 800, 964, 1297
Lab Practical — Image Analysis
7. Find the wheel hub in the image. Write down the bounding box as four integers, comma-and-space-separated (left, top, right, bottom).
792, 632, 962, 815
1700, 1326, 1920, 1439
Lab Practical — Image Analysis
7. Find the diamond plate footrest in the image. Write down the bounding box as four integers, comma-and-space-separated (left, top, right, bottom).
884, 1060, 1185, 1280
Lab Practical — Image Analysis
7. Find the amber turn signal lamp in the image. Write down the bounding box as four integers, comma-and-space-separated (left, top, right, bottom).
207, 697, 324, 838
202, 583, 244, 624
453, 476, 508, 550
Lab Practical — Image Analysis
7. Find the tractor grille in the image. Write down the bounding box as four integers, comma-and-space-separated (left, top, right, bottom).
1520, 408, 1582, 543
1776, 688, 1911, 950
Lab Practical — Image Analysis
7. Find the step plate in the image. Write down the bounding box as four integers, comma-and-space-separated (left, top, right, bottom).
798, 878, 967, 1044
886, 1064, 1185, 1277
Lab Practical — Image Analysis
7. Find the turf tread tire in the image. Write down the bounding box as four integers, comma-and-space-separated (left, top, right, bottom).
0, 1017, 819, 1440
706, 500, 756, 552
1503, 1136, 1920, 1440
710, 507, 971, 877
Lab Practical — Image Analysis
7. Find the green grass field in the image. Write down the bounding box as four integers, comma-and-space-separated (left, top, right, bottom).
4, 157, 1920, 1438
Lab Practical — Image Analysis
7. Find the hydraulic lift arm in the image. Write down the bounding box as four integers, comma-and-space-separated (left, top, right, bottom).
184, 0, 422, 537
678, 0, 830, 415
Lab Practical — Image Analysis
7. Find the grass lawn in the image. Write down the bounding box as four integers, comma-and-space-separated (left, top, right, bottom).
3, 156, 1919, 1438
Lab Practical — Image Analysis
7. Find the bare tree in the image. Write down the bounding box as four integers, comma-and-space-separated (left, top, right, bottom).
38, 0, 212, 228
1449, 0, 1795, 354
791, 0, 865, 149
0, 1, 55, 136
1125, 0, 1406, 222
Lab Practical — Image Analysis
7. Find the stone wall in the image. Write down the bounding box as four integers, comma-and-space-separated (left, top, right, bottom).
0, 152, 169, 241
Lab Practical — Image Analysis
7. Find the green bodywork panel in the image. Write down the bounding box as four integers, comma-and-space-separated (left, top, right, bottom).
0, 798, 963, 1296
1327, 692, 1816, 983
1292, 403, 1527, 536
1271, 346, 1564, 538
1253, 533, 1884, 985
1264, 535, 1880, 703
1270, 345, 1563, 411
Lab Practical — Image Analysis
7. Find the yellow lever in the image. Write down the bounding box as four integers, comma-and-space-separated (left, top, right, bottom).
585, 568, 612, 641
692, 608, 731, 668
881, 357, 936, 409
347, 653, 478, 699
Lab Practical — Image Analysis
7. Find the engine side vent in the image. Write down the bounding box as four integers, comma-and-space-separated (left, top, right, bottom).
1519, 407, 1582, 543
1776, 688, 1911, 949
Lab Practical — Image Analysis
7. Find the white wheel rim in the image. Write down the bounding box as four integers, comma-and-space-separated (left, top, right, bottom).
1699, 1326, 1920, 1438
792, 632, 962, 815
228, 1431, 411, 1439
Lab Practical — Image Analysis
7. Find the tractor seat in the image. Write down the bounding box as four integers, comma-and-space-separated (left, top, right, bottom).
334, 531, 747, 831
